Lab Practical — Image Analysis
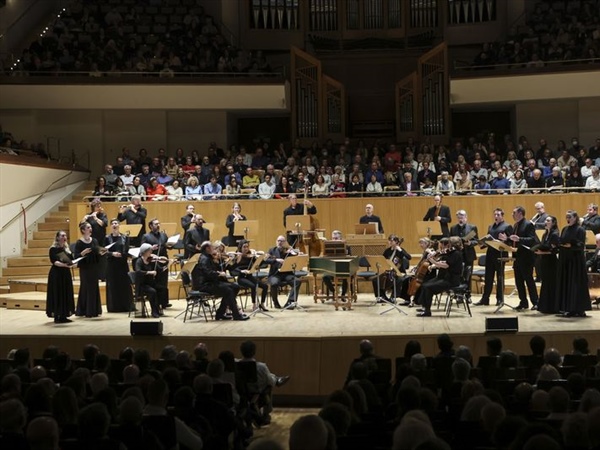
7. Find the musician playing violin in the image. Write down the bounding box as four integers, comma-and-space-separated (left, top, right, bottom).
191, 241, 249, 321
373, 234, 411, 303
229, 240, 269, 312
135, 243, 163, 318
416, 237, 463, 317
141, 218, 171, 309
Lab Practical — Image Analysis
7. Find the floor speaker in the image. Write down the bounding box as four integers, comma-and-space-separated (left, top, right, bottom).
485, 317, 518, 333
130, 320, 163, 336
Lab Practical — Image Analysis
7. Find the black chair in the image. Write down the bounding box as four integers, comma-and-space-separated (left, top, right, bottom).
128, 271, 149, 318
471, 255, 486, 293
442, 264, 473, 317
179, 270, 212, 322
562, 354, 598, 375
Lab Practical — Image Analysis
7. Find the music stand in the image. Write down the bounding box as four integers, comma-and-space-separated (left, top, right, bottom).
120, 224, 142, 238
416, 221, 442, 238
245, 254, 273, 319
354, 223, 378, 235
279, 255, 309, 312
365, 255, 407, 315
179, 254, 200, 279
234, 220, 259, 242
485, 240, 517, 313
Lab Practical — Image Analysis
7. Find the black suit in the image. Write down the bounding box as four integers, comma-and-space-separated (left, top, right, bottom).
191, 253, 242, 319
530, 212, 549, 230
480, 221, 514, 304
117, 206, 147, 246
450, 223, 479, 265
587, 248, 600, 273
423, 205, 451, 237
180, 213, 194, 233
283, 204, 317, 246
582, 214, 600, 234
399, 180, 420, 195
183, 226, 210, 259
511, 219, 540, 308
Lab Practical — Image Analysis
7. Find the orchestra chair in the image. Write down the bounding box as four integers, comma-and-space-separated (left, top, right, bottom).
179, 270, 213, 322
356, 256, 378, 294
471, 255, 487, 294
235, 360, 263, 427
440, 264, 473, 318
128, 271, 149, 319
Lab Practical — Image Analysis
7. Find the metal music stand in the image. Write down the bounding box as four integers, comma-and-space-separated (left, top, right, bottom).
366, 255, 407, 315
234, 220, 259, 243
485, 240, 517, 313
279, 255, 309, 312
246, 254, 273, 318
416, 220, 442, 238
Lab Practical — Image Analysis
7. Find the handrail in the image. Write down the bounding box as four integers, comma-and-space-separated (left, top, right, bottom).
79, 184, 599, 203
0, 169, 75, 232
454, 57, 600, 71
0, 0, 45, 42
2, 69, 283, 79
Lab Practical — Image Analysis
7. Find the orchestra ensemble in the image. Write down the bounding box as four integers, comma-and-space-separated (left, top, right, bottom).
45, 198, 600, 324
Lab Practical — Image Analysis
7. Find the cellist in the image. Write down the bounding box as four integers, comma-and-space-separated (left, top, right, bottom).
373, 234, 411, 303
398, 237, 436, 307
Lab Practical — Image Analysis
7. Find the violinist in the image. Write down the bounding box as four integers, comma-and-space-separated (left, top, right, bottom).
191, 241, 248, 321
373, 234, 411, 303
135, 243, 164, 318
225, 202, 247, 246
398, 237, 436, 307
415, 236, 463, 317
283, 194, 317, 247
183, 214, 210, 259
141, 219, 171, 309
229, 240, 269, 312
266, 235, 301, 309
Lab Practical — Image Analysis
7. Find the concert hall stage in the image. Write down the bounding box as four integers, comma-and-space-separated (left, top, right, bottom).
1, 291, 597, 400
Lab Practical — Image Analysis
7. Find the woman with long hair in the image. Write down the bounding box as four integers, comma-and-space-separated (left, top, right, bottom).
46, 230, 76, 323
536, 216, 560, 314
92, 176, 113, 202
74, 222, 102, 318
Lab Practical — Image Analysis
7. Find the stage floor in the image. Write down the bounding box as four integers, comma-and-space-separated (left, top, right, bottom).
1, 292, 597, 339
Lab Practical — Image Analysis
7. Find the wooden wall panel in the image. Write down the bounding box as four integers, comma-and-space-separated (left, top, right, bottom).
72, 194, 598, 255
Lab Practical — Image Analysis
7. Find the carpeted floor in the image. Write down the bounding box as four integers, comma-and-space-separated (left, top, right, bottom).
250, 408, 320, 449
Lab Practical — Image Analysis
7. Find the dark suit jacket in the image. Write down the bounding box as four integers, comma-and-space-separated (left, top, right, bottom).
530, 212, 549, 230
184, 226, 210, 258
582, 214, 600, 234
511, 219, 539, 264
399, 180, 420, 195
450, 223, 479, 264
423, 205, 451, 236
359, 214, 384, 234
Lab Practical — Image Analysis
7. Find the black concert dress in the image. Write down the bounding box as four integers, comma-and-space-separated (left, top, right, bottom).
46, 247, 76, 322
537, 229, 560, 314
556, 224, 591, 315
75, 239, 102, 317
104, 234, 133, 312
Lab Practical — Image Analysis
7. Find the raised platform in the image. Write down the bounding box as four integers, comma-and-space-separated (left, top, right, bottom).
1, 291, 597, 398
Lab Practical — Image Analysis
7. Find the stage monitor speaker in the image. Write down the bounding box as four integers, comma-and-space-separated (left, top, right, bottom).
130, 320, 163, 336
485, 317, 518, 333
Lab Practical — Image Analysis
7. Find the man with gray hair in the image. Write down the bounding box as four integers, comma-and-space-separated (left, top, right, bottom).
117, 194, 147, 246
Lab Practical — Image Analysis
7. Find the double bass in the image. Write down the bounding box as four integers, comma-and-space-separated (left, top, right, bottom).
296, 183, 324, 256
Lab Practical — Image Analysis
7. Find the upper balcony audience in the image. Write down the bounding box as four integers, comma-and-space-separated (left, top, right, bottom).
6, 0, 272, 77
471, 0, 600, 69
